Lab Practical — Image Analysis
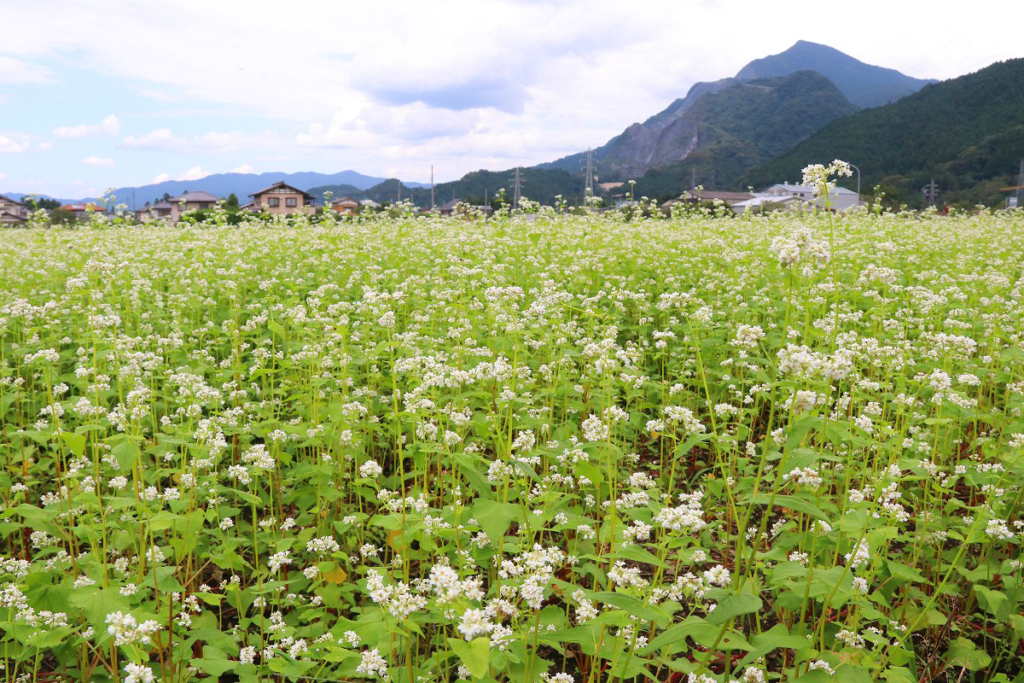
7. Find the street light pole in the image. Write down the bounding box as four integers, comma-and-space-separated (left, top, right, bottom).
849, 163, 861, 205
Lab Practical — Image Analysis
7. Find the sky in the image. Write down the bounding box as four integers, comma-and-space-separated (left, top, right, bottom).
1, 0, 1021, 199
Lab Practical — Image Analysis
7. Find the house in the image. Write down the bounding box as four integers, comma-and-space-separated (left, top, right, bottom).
0, 194, 29, 226
331, 196, 361, 215
136, 201, 175, 221
436, 198, 462, 216
249, 181, 314, 215
435, 199, 492, 217
135, 191, 220, 222
61, 203, 107, 220
763, 183, 861, 211
661, 189, 754, 212
731, 194, 805, 214
360, 199, 380, 210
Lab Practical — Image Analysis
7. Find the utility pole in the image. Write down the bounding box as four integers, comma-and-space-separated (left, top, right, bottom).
1017, 159, 1024, 209
511, 168, 523, 210
397, 180, 401, 203
921, 179, 938, 208
584, 148, 594, 203
690, 168, 696, 191
430, 165, 435, 210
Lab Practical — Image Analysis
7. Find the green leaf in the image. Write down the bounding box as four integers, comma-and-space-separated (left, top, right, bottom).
191, 647, 237, 677
471, 500, 519, 545
456, 453, 495, 500
974, 585, 1009, 620
592, 592, 670, 624
886, 559, 926, 583
880, 667, 917, 683
60, 432, 86, 457
609, 544, 662, 566
745, 494, 829, 521
741, 623, 811, 663
67, 587, 132, 627
706, 591, 762, 626
111, 440, 140, 470
645, 616, 719, 652
268, 320, 287, 338
946, 637, 992, 671
451, 637, 490, 679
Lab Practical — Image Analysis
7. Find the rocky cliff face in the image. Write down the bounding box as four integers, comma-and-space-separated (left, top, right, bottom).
551, 71, 858, 181
537, 41, 933, 180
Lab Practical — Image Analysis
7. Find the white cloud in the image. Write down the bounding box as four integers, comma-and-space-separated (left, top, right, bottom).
123, 128, 178, 150
36, 141, 53, 150
0, 134, 31, 153
232, 164, 254, 174
140, 88, 179, 103
179, 165, 210, 181
0, 56, 53, 84
152, 166, 212, 184
1, 0, 1020, 191
83, 156, 115, 167
122, 128, 280, 153
0, 172, 5, 181
53, 115, 120, 140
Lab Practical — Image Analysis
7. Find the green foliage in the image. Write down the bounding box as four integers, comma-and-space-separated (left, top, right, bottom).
741, 58, 1024, 207
630, 71, 858, 197
23, 197, 61, 211
1, 207, 1023, 682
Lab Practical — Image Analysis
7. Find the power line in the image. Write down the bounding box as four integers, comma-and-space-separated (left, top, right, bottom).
511, 168, 523, 210
921, 179, 939, 208
1017, 159, 1023, 209
584, 148, 594, 202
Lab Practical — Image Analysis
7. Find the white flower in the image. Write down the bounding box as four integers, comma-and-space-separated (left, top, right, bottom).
457, 608, 495, 640
359, 459, 383, 479
581, 414, 609, 442
702, 564, 731, 588
356, 648, 389, 678
123, 663, 155, 683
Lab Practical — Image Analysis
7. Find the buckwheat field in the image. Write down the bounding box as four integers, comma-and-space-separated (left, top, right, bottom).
2, 180, 1023, 683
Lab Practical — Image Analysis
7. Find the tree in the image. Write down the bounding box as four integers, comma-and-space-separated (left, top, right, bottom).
24, 197, 61, 211
225, 193, 239, 210
49, 209, 76, 225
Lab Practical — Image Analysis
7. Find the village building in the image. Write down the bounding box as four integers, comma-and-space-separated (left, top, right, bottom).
731, 194, 806, 214
660, 190, 754, 212
331, 196, 361, 215
0, 194, 29, 226
248, 182, 314, 215
135, 191, 220, 222
61, 203, 107, 220
762, 183, 861, 211
435, 199, 493, 216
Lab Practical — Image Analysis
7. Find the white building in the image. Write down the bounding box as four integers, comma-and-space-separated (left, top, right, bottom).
762, 183, 861, 211
731, 194, 805, 214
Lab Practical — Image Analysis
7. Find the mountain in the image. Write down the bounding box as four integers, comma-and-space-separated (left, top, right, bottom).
315, 169, 585, 208
104, 170, 429, 209
739, 58, 1024, 208
557, 71, 858, 189
538, 40, 933, 178
736, 41, 935, 109
303, 184, 363, 201
624, 72, 856, 198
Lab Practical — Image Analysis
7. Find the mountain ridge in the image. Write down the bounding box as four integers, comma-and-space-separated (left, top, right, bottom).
538, 40, 934, 178
3, 170, 429, 208
739, 58, 1024, 207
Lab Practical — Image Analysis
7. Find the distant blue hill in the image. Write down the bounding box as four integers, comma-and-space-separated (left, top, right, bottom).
106, 170, 429, 209
4, 170, 429, 209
